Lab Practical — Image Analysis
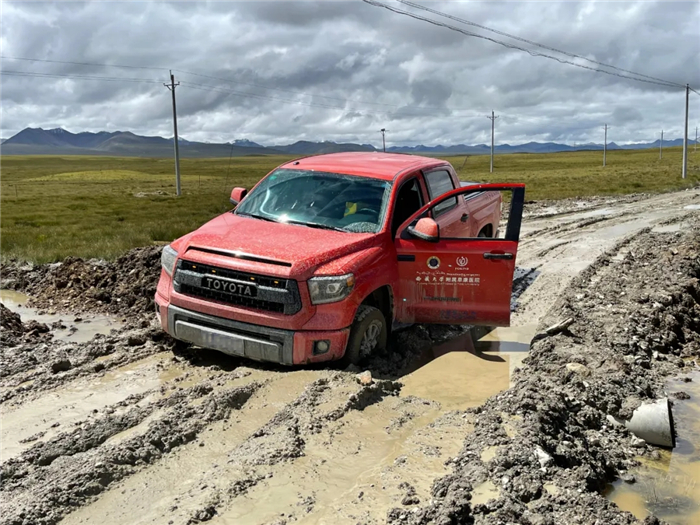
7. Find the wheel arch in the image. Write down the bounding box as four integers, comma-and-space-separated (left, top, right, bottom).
358, 285, 393, 326
478, 223, 494, 237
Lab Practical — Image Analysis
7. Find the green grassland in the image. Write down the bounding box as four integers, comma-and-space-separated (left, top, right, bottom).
1, 147, 698, 263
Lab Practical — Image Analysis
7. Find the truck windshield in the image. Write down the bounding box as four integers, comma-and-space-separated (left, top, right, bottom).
235, 169, 392, 233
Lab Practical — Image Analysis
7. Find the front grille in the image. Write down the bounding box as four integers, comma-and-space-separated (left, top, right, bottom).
174, 259, 301, 315
180, 260, 287, 289
179, 283, 285, 313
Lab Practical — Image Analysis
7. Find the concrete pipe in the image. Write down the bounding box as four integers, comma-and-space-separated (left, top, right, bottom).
624, 398, 676, 448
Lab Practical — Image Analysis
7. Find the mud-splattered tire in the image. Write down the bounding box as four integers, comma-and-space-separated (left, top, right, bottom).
340, 305, 387, 366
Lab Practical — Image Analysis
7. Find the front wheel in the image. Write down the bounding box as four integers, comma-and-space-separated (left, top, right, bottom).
340, 305, 387, 366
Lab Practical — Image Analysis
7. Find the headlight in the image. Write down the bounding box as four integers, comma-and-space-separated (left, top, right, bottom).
308, 274, 355, 305
161, 245, 178, 276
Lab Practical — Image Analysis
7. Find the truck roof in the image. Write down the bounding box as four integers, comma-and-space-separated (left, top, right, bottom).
279, 152, 449, 181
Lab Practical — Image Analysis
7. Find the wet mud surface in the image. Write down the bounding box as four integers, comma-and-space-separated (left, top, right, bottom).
1, 188, 699, 525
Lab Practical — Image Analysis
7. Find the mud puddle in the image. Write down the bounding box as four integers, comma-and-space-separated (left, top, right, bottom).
400, 325, 536, 410
606, 369, 700, 524
0, 289, 122, 343
0, 353, 192, 461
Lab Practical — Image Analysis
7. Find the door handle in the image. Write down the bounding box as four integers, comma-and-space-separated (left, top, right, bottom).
484, 252, 513, 260
460, 213, 469, 223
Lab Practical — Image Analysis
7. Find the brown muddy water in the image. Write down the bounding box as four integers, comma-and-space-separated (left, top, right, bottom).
606, 369, 700, 525
0, 289, 123, 343
400, 325, 536, 410
0, 353, 197, 461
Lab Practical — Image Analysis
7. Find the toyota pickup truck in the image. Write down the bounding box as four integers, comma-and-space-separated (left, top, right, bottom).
155, 152, 525, 365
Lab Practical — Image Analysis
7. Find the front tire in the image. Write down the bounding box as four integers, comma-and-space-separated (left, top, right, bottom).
340, 305, 387, 366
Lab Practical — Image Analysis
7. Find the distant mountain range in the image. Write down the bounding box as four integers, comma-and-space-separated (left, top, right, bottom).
1, 127, 695, 158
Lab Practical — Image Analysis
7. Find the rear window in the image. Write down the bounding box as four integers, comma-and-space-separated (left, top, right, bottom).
425, 170, 457, 215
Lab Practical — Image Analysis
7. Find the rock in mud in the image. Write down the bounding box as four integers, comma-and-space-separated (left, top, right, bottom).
566, 362, 592, 377
356, 370, 373, 385
127, 334, 147, 346
49, 359, 72, 373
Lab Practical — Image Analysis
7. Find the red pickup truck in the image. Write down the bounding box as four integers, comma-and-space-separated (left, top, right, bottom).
155, 152, 524, 365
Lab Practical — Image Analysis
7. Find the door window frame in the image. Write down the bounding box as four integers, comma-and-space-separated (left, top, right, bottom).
390, 175, 427, 237
399, 184, 525, 242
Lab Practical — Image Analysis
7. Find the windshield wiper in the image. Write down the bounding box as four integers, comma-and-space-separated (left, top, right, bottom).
285, 219, 346, 232
236, 212, 278, 223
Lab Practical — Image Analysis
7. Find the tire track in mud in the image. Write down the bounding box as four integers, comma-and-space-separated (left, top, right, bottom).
512, 189, 700, 327
0, 347, 226, 461
386, 218, 700, 525
521, 212, 624, 241
0, 379, 263, 525
1, 189, 699, 525
57, 373, 407, 525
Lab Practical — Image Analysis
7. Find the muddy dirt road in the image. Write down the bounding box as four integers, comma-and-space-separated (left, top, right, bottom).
1, 188, 699, 525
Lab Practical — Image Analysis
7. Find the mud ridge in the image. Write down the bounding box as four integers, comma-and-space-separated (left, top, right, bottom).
1, 382, 216, 482
0, 325, 171, 406
178, 374, 404, 522
1, 246, 162, 318
387, 220, 700, 525
0, 381, 262, 525
522, 193, 649, 221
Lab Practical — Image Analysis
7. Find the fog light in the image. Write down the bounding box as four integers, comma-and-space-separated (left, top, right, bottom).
314, 340, 330, 355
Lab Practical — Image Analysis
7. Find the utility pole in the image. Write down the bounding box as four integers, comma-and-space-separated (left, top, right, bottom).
695, 125, 698, 153
487, 110, 498, 173
379, 128, 387, 152
603, 124, 608, 167
659, 130, 663, 160
164, 70, 182, 196
682, 84, 689, 179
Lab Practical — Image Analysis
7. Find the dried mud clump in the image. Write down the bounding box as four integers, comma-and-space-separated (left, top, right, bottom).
388, 224, 700, 525
0, 303, 51, 348
1, 246, 162, 318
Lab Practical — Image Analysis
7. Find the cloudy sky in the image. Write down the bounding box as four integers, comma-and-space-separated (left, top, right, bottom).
1, 0, 699, 147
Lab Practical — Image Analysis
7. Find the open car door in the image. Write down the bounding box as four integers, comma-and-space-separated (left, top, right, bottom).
394, 183, 525, 326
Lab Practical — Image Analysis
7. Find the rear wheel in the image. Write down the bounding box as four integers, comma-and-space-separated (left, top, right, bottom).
340, 305, 387, 366
478, 226, 492, 238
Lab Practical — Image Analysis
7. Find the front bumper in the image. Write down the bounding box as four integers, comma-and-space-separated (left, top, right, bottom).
156, 299, 349, 365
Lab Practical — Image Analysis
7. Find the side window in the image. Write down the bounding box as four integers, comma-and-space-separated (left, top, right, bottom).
391, 178, 424, 237
424, 170, 457, 216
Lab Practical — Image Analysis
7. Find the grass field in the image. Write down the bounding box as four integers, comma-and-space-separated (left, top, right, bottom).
1, 147, 698, 263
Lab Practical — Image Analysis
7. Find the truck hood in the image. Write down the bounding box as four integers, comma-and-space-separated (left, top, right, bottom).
174, 213, 379, 279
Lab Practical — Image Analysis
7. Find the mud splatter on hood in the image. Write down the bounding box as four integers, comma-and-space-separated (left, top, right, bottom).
177, 213, 379, 278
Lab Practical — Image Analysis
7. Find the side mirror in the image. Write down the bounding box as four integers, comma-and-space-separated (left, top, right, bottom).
407, 217, 439, 242
230, 187, 248, 205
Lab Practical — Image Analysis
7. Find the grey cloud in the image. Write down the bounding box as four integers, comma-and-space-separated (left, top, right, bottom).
1, 0, 698, 147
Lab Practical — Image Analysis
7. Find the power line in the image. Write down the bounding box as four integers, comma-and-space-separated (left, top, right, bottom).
179, 80, 490, 118
1, 55, 169, 71
2, 54, 502, 114
173, 69, 444, 111
2, 55, 487, 113
2, 70, 162, 84
2, 66, 491, 118
395, 0, 686, 89
361, 0, 688, 89
180, 81, 370, 112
